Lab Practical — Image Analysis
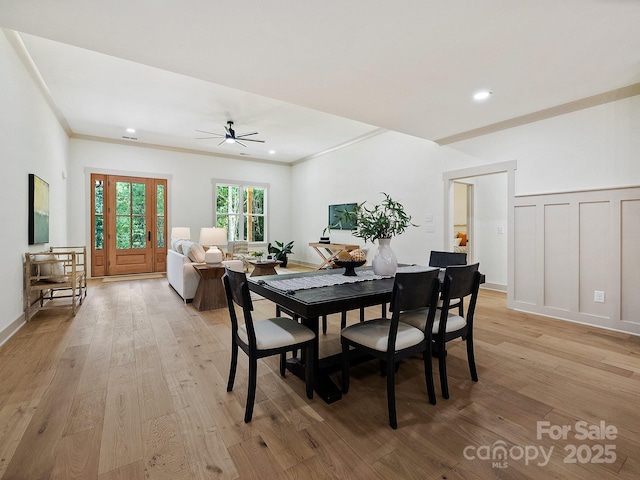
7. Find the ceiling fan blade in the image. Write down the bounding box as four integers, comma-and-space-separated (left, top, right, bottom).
235, 140, 248, 147
196, 136, 220, 140
235, 131, 259, 138
217, 139, 227, 146
195, 129, 223, 136
239, 138, 265, 143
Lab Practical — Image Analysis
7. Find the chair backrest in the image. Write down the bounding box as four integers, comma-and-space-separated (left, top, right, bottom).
223, 267, 257, 346
428, 250, 467, 268
388, 269, 441, 348
439, 263, 481, 331
233, 241, 249, 255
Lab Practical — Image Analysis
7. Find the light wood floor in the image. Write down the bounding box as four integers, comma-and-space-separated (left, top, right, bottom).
1, 273, 639, 479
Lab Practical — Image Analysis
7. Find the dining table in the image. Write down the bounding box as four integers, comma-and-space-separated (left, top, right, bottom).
247, 265, 420, 403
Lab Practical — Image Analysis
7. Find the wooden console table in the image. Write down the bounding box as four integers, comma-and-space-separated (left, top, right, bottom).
192, 264, 227, 311
308, 242, 360, 270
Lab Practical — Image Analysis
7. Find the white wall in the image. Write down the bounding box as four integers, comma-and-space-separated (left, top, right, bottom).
67, 139, 292, 261
0, 31, 70, 340
474, 173, 508, 288
445, 96, 640, 194
291, 130, 445, 267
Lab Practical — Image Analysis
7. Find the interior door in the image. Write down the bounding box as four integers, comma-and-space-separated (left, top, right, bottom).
91, 174, 166, 276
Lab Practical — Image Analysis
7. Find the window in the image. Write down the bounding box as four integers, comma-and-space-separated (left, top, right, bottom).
216, 182, 267, 242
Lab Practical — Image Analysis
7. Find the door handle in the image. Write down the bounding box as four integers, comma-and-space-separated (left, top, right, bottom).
148, 231, 151, 242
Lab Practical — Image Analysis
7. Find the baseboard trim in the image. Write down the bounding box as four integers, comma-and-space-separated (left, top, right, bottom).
0, 314, 26, 347
481, 282, 507, 292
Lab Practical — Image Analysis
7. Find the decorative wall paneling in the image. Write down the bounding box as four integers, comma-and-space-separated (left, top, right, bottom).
512, 186, 640, 335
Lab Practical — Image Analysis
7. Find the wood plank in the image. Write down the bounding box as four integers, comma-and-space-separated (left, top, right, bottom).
141, 413, 190, 480
98, 363, 143, 475
135, 345, 174, 422
2, 344, 89, 480
51, 425, 102, 479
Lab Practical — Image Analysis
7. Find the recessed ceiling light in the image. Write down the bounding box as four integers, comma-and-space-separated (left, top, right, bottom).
126, 127, 136, 133
269, 150, 276, 155
473, 91, 492, 101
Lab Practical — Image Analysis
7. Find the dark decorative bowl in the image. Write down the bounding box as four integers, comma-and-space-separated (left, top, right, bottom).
332, 259, 366, 276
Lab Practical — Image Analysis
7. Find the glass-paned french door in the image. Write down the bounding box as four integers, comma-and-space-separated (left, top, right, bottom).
91, 173, 167, 276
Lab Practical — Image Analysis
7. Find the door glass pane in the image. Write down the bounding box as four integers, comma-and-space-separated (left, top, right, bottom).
116, 216, 131, 249
94, 179, 104, 250
132, 216, 146, 248
157, 217, 165, 248
156, 184, 165, 215
116, 182, 131, 215
95, 216, 104, 250
156, 184, 165, 248
94, 180, 104, 215
132, 183, 146, 215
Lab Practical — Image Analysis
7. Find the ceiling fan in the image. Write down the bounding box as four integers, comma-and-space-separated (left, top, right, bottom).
196, 120, 265, 147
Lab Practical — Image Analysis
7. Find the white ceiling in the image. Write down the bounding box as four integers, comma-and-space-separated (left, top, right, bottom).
2, 0, 640, 164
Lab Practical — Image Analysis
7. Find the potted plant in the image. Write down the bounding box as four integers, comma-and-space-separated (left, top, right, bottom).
351, 193, 416, 275
268, 240, 294, 267
251, 250, 265, 262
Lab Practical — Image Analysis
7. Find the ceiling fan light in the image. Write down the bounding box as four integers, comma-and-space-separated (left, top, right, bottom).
226, 138, 235, 143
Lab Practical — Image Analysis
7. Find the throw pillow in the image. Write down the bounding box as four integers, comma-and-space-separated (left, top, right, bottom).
33, 254, 68, 283
456, 232, 467, 246
181, 240, 193, 259
454, 237, 462, 247
174, 239, 185, 254
190, 243, 206, 263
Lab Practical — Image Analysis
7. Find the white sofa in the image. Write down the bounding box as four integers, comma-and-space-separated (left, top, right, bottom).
167, 244, 243, 302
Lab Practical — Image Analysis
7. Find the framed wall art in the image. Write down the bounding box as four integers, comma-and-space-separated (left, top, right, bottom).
28, 173, 49, 245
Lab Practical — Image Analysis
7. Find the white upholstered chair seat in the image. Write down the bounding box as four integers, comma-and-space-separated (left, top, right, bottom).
400, 309, 467, 334
238, 317, 315, 350
341, 319, 425, 352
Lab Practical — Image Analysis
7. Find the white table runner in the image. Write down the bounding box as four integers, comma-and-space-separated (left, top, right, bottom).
263, 265, 434, 292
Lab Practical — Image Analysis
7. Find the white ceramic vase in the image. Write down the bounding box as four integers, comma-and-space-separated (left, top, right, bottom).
372, 238, 397, 276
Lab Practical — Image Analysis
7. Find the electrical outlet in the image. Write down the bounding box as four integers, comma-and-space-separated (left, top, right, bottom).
425, 225, 436, 233
594, 291, 605, 303
498, 226, 505, 234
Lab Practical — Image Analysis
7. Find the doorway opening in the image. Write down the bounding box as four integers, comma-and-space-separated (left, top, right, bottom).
443, 160, 516, 294
453, 181, 473, 262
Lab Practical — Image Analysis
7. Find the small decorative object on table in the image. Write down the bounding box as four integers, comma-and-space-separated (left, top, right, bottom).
333, 249, 367, 276
251, 250, 265, 262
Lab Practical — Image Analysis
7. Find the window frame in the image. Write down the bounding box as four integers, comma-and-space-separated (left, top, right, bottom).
214, 179, 269, 244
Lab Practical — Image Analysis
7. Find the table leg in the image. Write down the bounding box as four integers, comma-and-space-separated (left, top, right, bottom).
284, 314, 344, 403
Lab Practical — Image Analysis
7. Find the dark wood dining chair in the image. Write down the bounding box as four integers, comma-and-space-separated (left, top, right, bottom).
341, 269, 441, 428
428, 250, 467, 268
224, 268, 315, 422
428, 250, 467, 315
400, 263, 481, 401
